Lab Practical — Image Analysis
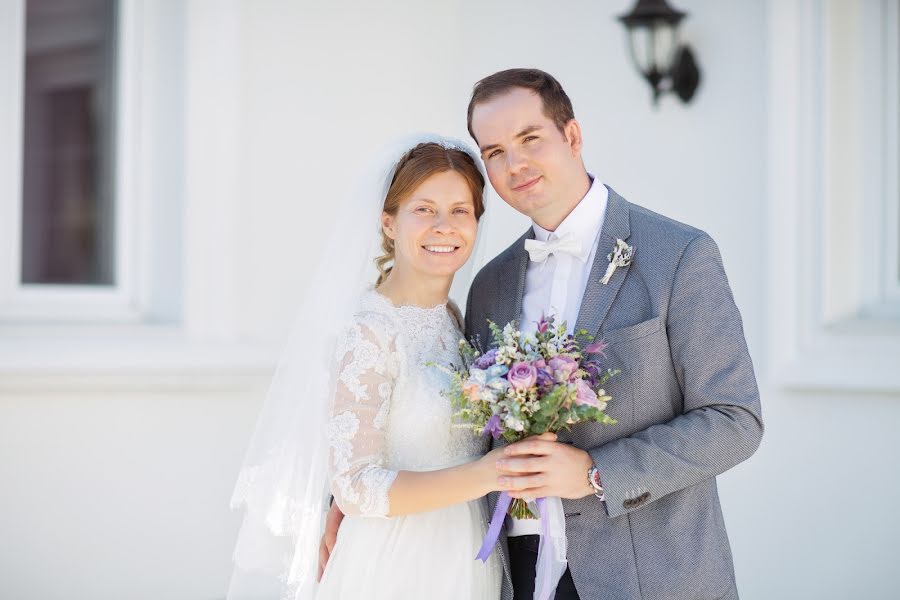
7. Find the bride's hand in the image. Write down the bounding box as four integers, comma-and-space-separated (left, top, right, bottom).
478, 432, 557, 493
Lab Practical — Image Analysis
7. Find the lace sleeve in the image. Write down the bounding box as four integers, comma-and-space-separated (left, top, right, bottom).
326, 313, 399, 518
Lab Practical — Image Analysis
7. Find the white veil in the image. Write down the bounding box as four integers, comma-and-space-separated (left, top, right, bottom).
227, 134, 488, 600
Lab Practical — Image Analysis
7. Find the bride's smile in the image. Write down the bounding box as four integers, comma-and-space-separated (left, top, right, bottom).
423, 244, 461, 254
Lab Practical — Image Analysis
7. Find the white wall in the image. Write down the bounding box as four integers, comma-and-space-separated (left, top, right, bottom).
0, 386, 264, 600
233, 0, 471, 340
733, 389, 900, 598
1, 0, 898, 599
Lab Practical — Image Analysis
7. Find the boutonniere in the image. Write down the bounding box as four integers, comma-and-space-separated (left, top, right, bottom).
600, 239, 635, 285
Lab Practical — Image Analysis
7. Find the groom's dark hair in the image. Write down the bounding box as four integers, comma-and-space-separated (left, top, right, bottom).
466, 68, 575, 143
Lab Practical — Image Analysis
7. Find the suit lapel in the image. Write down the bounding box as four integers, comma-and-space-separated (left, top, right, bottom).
489, 229, 533, 334
573, 186, 632, 346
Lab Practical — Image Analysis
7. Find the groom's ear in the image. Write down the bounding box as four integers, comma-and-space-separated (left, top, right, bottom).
563, 119, 584, 156
381, 212, 396, 239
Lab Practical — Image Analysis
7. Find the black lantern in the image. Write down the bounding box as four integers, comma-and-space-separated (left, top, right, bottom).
618, 0, 701, 105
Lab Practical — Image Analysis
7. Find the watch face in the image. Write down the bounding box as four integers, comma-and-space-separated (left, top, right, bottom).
589, 468, 603, 489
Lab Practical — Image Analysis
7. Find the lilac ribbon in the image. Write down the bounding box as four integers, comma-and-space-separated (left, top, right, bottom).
476, 493, 567, 600
535, 497, 554, 600
476, 491, 512, 562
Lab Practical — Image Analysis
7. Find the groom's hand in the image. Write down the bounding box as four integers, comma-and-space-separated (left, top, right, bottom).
317, 501, 344, 581
496, 438, 594, 500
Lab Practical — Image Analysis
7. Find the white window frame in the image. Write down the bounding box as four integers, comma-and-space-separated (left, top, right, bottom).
767, 0, 900, 392
882, 1, 900, 306
0, 0, 181, 324
0, 0, 276, 388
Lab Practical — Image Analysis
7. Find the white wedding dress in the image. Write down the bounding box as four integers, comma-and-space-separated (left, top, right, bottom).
315, 287, 502, 600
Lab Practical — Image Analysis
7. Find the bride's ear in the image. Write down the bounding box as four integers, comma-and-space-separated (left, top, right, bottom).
381, 211, 396, 240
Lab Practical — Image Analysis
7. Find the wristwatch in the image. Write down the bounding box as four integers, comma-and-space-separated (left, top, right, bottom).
587, 464, 606, 501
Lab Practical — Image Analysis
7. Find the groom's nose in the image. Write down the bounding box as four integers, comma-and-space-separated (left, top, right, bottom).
504, 147, 528, 176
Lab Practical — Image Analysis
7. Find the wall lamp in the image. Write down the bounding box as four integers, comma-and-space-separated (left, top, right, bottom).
617, 0, 701, 105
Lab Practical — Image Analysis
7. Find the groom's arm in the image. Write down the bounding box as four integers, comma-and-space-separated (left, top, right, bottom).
498, 233, 764, 518
585, 232, 764, 518
464, 280, 475, 340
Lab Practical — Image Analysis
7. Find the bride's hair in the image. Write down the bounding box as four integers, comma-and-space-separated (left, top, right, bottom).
376, 142, 485, 286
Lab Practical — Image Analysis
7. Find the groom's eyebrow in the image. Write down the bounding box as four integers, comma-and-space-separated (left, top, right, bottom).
516, 125, 543, 138
478, 125, 544, 155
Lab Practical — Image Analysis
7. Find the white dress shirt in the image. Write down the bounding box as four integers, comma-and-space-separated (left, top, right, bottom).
508, 175, 609, 537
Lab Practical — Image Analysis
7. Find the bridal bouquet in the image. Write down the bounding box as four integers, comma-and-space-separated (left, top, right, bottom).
436, 315, 619, 520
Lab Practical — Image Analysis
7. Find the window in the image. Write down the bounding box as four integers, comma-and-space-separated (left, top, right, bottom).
767, 0, 900, 391
0, 0, 184, 324
21, 0, 117, 286
0, 1, 273, 380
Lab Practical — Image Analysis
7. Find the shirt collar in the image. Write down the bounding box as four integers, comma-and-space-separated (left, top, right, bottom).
531, 174, 609, 262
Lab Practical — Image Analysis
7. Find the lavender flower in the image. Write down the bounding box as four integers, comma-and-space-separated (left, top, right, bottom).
580, 360, 599, 387
482, 414, 504, 440
474, 348, 498, 370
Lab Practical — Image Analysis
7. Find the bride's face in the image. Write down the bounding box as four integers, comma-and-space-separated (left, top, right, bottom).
381, 169, 478, 280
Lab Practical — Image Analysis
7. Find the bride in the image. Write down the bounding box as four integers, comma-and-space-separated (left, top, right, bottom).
227, 137, 549, 599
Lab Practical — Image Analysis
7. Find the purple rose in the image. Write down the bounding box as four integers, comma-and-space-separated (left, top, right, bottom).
508, 361, 538, 390
574, 379, 599, 407
482, 414, 504, 440
474, 348, 498, 370
548, 356, 578, 383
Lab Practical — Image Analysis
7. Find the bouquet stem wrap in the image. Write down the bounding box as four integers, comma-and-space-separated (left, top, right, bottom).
477, 493, 568, 600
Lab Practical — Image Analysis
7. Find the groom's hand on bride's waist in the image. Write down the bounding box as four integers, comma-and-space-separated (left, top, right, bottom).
317, 502, 345, 581
495, 438, 596, 500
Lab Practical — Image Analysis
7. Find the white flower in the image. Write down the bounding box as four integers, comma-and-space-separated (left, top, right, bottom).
601, 239, 635, 285
504, 415, 525, 432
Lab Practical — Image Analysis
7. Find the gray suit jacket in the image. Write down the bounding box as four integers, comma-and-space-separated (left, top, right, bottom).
464, 186, 763, 600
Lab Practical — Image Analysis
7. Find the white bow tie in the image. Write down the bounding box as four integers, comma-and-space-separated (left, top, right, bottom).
524, 232, 585, 263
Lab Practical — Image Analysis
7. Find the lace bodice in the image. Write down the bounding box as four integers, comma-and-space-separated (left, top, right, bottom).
325, 288, 489, 518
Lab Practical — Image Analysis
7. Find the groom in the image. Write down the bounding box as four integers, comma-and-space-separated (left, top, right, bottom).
462, 69, 763, 600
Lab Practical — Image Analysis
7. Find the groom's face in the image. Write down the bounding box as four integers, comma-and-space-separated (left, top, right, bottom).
470, 87, 583, 221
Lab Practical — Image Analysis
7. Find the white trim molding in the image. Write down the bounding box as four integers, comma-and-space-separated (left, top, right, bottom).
0, 322, 275, 393
0, 1, 27, 316
767, 0, 900, 392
